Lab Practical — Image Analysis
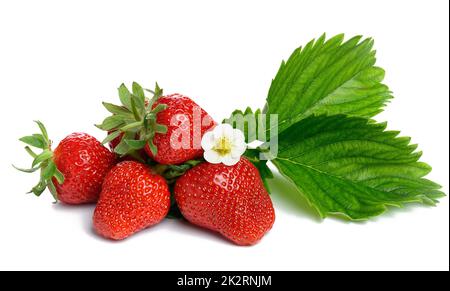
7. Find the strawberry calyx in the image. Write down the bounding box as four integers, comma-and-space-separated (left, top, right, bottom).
96, 82, 168, 158
13, 121, 64, 202
152, 159, 203, 184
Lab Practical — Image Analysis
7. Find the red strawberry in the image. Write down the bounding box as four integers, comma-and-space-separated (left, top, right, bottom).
98, 83, 215, 165
174, 157, 275, 246
145, 93, 215, 164
93, 161, 170, 240
15, 122, 116, 204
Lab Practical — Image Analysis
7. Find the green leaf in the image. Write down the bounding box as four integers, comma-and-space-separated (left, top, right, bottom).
266, 34, 392, 133
124, 139, 147, 150
19, 135, 45, 149
32, 150, 53, 167
118, 83, 132, 110
271, 115, 445, 220
95, 115, 124, 131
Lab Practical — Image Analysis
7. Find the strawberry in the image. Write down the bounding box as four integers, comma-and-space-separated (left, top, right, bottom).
174, 157, 275, 246
97, 82, 215, 165
15, 121, 116, 204
93, 161, 170, 240
144, 93, 215, 164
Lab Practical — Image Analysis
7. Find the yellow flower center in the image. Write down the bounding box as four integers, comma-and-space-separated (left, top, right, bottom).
213, 136, 232, 156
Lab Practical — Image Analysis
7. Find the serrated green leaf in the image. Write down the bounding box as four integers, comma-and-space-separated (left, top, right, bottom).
272, 115, 445, 220
96, 115, 124, 131
124, 139, 147, 150
19, 135, 45, 149
32, 150, 53, 167
266, 34, 392, 133
118, 83, 132, 110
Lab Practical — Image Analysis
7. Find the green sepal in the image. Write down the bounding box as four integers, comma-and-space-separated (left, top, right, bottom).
101, 130, 122, 145
147, 140, 158, 156
24, 146, 38, 158
12, 164, 40, 173
102, 102, 133, 116
98, 82, 168, 158
19, 135, 45, 149
118, 83, 132, 110
95, 115, 124, 131
32, 150, 53, 167
15, 121, 65, 202
124, 139, 147, 150
41, 161, 56, 180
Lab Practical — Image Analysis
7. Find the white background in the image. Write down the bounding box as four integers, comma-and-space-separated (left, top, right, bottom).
0, 0, 448, 271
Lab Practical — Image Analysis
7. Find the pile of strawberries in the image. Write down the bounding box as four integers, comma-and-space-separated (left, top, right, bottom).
16, 83, 275, 246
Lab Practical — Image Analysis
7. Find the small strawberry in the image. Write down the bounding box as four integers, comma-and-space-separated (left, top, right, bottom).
14, 121, 116, 204
174, 157, 275, 246
93, 161, 170, 240
97, 82, 215, 165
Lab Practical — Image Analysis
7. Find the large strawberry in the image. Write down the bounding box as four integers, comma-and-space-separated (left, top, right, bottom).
93, 161, 170, 240
15, 121, 116, 204
174, 157, 275, 246
97, 82, 215, 165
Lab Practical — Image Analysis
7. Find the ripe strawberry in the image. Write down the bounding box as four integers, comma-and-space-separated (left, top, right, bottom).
93, 161, 170, 240
174, 157, 275, 246
144, 93, 215, 164
15, 122, 116, 204
97, 82, 215, 165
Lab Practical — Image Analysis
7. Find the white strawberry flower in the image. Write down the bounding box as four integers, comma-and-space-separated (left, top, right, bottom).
201, 123, 247, 166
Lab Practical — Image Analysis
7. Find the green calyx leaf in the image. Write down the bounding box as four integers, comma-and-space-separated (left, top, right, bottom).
15, 121, 65, 202
154, 159, 203, 184
266, 34, 392, 133
98, 82, 168, 157
271, 115, 445, 220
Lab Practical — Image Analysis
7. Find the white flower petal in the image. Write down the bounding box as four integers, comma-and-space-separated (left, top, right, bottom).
231, 144, 247, 157
213, 123, 233, 138
201, 131, 215, 151
204, 150, 221, 164
222, 155, 241, 166
232, 128, 245, 144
